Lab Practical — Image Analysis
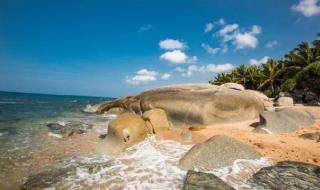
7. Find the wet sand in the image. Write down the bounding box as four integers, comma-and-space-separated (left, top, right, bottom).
157, 106, 320, 166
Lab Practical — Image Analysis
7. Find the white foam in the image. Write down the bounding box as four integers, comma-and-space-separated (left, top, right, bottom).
59, 137, 273, 190
48, 132, 63, 138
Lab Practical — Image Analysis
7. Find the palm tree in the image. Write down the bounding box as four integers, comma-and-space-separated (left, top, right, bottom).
234, 64, 248, 87
258, 59, 283, 96
247, 65, 262, 90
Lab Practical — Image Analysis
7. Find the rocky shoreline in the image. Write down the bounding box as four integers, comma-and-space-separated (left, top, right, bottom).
21, 83, 320, 189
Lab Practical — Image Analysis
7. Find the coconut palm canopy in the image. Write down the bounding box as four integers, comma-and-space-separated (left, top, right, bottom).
210, 35, 320, 100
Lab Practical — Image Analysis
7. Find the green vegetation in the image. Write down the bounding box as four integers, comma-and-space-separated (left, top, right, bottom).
209, 35, 320, 101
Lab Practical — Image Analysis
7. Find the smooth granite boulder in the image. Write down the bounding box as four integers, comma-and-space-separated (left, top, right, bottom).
95, 84, 264, 127
253, 108, 316, 134
182, 170, 235, 190
142, 108, 171, 133
247, 161, 320, 190
96, 112, 149, 154
220, 83, 245, 91
179, 135, 261, 170
275, 96, 294, 107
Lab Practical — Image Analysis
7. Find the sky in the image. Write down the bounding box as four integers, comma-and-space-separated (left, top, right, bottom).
0, 0, 320, 97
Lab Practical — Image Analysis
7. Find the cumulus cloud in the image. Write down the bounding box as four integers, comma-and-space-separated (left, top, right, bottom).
161, 73, 171, 80
249, 56, 270, 66
139, 24, 153, 32
159, 39, 186, 50
178, 63, 235, 77
292, 0, 320, 17
204, 23, 214, 33
125, 69, 158, 85
214, 21, 262, 50
160, 50, 197, 64
201, 43, 220, 55
265, 40, 278, 49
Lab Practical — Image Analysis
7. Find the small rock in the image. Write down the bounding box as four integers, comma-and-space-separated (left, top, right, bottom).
182, 170, 235, 190
300, 132, 320, 141
275, 97, 294, 107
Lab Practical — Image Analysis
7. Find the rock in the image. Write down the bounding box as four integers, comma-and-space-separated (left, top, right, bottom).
279, 91, 292, 97
244, 90, 275, 111
300, 132, 320, 142
253, 108, 315, 134
96, 112, 149, 154
188, 126, 206, 131
21, 162, 112, 190
180, 131, 192, 141
247, 161, 320, 190
142, 108, 170, 133
95, 84, 264, 126
275, 97, 294, 107
105, 107, 125, 115
179, 135, 261, 170
46, 121, 93, 138
220, 83, 245, 91
182, 170, 235, 190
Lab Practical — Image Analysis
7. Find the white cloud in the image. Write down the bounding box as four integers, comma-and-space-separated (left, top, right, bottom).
125, 69, 158, 85
161, 73, 171, 80
201, 43, 220, 55
204, 23, 214, 33
292, 0, 320, 17
160, 50, 197, 64
159, 39, 186, 50
139, 24, 153, 32
175, 67, 186, 72
249, 56, 270, 66
218, 24, 239, 36
233, 32, 259, 49
265, 40, 278, 48
206, 63, 235, 73
178, 63, 235, 77
215, 21, 262, 50
218, 18, 226, 25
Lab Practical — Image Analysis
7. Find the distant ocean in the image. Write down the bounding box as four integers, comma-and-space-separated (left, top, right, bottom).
0, 91, 272, 190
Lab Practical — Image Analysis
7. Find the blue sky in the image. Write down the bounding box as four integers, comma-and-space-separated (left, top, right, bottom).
0, 0, 320, 97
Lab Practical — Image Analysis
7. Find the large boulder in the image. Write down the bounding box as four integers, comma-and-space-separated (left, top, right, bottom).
247, 161, 320, 190
179, 135, 261, 170
253, 108, 316, 134
96, 112, 149, 154
95, 84, 264, 127
244, 90, 274, 111
220, 83, 245, 91
142, 108, 171, 133
182, 170, 235, 190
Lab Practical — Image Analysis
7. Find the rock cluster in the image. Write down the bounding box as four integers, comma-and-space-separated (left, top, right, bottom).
46, 121, 93, 138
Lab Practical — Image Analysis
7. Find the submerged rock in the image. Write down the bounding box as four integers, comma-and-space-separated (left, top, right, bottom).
247, 161, 320, 190
46, 121, 93, 138
94, 84, 264, 126
179, 135, 261, 170
253, 108, 315, 134
20, 162, 112, 190
182, 170, 235, 190
96, 112, 149, 154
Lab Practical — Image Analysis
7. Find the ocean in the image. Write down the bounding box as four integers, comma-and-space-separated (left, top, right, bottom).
0, 91, 272, 190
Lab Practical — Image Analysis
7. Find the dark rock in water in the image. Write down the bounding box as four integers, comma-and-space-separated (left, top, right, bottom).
182, 170, 235, 190
179, 135, 261, 170
20, 167, 75, 190
99, 133, 107, 139
300, 132, 320, 142
247, 161, 320, 190
0, 127, 18, 136
46, 121, 93, 137
21, 161, 112, 190
253, 108, 316, 134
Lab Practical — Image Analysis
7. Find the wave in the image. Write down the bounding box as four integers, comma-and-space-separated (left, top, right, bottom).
0, 101, 17, 104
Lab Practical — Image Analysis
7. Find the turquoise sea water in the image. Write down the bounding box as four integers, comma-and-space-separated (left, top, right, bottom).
0, 91, 113, 189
